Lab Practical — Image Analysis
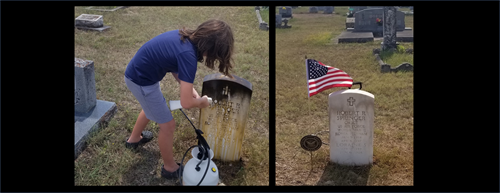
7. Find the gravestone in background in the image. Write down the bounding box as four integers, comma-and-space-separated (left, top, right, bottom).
275, 14, 282, 28
329, 89, 375, 165
75, 14, 111, 32
346, 18, 355, 28
75, 58, 117, 159
317, 6, 325, 11
324, 6, 334, 14
350, 6, 367, 14
199, 74, 253, 161
353, 8, 405, 36
279, 6, 293, 18
382, 6, 398, 51
309, 7, 318, 13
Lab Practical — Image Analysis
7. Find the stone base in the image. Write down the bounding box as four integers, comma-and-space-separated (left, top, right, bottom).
75, 100, 117, 159
86, 6, 128, 12
277, 25, 292, 29
396, 29, 413, 42
338, 31, 374, 43
259, 22, 269, 31
75, 25, 111, 32
381, 63, 414, 73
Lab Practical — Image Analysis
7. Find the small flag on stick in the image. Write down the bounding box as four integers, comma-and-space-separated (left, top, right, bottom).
306, 59, 353, 97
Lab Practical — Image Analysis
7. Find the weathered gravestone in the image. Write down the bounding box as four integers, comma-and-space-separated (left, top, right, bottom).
75, 14, 111, 32
309, 7, 318, 13
279, 6, 293, 18
198, 73, 252, 161
324, 6, 334, 14
382, 6, 398, 51
75, 58, 117, 159
329, 89, 374, 165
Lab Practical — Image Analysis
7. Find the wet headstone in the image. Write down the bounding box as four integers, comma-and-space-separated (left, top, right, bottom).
199, 73, 252, 161
309, 7, 318, 13
75, 58, 117, 159
328, 89, 374, 165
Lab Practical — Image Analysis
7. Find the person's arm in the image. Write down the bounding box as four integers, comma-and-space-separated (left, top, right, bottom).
180, 80, 209, 109
172, 73, 201, 99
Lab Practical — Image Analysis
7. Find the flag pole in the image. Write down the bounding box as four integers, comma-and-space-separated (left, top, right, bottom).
305, 55, 310, 117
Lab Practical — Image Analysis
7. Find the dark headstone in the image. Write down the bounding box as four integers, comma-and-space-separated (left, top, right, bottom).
353, 8, 405, 36
74, 58, 117, 159
198, 73, 252, 161
382, 6, 398, 51
75, 58, 96, 113
309, 7, 318, 13
275, 14, 282, 28
350, 6, 367, 13
324, 6, 334, 14
279, 6, 292, 18
337, 31, 374, 43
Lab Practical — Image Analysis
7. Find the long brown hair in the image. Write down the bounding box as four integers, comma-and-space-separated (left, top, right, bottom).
179, 19, 234, 78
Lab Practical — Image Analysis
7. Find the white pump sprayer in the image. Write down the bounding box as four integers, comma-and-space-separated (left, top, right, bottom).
169, 98, 219, 186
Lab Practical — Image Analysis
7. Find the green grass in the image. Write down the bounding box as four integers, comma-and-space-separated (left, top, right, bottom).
379, 50, 414, 68
75, 6, 269, 186
275, 7, 413, 186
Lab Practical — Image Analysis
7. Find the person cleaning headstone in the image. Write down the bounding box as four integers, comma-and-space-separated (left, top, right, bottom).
123, 19, 235, 180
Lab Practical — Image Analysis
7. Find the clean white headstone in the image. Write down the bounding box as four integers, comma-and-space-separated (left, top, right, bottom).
328, 89, 375, 165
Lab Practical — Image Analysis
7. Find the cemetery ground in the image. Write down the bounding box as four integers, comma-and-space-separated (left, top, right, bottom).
276, 6, 413, 186
74, 6, 269, 186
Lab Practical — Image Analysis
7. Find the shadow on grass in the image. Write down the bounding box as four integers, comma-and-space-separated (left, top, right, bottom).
316, 162, 372, 186
121, 147, 246, 186
122, 147, 179, 186
379, 50, 395, 61
214, 159, 246, 185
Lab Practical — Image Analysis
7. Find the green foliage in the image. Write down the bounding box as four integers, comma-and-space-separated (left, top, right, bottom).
397, 45, 406, 53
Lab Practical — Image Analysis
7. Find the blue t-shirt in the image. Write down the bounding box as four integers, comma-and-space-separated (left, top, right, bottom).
125, 30, 198, 86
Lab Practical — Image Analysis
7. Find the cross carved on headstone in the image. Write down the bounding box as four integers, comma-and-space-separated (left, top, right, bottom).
347, 97, 356, 106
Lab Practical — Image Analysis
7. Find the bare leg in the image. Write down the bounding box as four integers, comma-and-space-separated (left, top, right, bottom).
158, 119, 179, 172
127, 110, 150, 143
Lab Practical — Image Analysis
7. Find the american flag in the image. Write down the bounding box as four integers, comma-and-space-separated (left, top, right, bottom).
306, 59, 353, 97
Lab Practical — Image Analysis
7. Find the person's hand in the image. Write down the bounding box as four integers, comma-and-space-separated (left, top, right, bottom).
198, 95, 210, 108
193, 88, 201, 99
